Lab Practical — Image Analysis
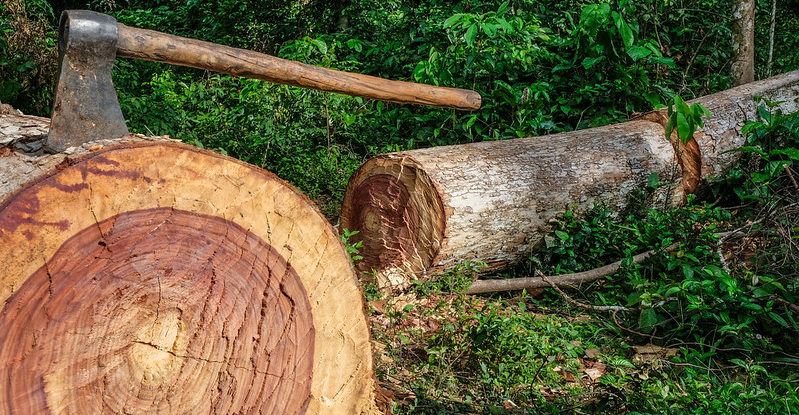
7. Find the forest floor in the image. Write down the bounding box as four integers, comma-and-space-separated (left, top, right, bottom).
361, 197, 799, 414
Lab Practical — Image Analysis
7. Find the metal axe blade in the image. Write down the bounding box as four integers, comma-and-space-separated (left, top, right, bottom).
47, 10, 128, 153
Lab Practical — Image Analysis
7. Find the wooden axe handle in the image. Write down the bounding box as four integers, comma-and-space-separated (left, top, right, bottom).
116, 24, 481, 111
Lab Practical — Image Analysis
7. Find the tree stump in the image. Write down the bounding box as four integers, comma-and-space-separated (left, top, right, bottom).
0, 114, 378, 414
340, 70, 799, 291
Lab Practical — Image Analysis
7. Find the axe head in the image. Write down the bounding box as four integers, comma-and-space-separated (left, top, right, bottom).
47, 10, 128, 153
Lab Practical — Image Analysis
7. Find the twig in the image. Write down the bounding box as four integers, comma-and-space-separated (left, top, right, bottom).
771, 295, 799, 314
538, 271, 631, 312
784, 164, 799, 193
466, 243, 678, 295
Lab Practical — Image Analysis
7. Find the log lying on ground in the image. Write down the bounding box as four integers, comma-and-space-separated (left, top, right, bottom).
340, 70, 799, 291
0, 114, 379, 414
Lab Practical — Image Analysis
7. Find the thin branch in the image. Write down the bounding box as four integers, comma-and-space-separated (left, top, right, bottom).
771, 295, 799, 314
537, 271, 631, 312
784, 164, 799, 193
466, 243, 679, 295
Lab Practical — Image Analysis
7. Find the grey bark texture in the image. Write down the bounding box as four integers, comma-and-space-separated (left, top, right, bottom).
732, 0, 756, 86
340, 70, 799, 291
0, 113, 175, 201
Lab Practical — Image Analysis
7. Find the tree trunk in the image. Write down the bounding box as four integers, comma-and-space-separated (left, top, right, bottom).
732, 0, 755, 86
0, 114, 379, 414
340, 70, 799, 292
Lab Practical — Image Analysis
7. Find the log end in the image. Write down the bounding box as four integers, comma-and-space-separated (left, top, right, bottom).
340, 155, 446, 291
0, 136, 379, 414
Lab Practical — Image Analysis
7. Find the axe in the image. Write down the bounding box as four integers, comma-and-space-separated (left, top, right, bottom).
48, 10, 482, 152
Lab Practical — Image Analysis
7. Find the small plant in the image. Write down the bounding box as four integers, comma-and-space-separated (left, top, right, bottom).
664, 95, 711, 143
339, 228, 363, 263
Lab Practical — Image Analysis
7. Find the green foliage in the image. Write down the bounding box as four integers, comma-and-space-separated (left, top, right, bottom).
664, 95, 710, 143
4, 1, 799, 413
339, 228, 364, 263
0, 0, 57, 114
411, 261, 486, 296
727, 99, 799, 202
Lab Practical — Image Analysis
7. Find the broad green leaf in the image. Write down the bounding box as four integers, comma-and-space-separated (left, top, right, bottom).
751, 172, 771, 183
497, 0, 510, 16
465, 23, 478, 46
665, 116, 675, 139
581, 56, 604, 69
443, 14, 464, 28
626, 45, 651, 61
647, 172, 659, 188
495, 17, 512, 32
481, 22, 497, 38
676, 112, 691, 142
773, 148, 799, 161
650, 56, 676, 67
741, 121, 766, 135
769, 312, 790, 328
555, 230, 569, 241
674, 96, 690, 115
310, 38, 327, 54
682, 264, 694, 279
766, 160, 786, 177
638, 308, 658, 331
346, 38, 362, 52
757, 105, 773, 123
613, 14, 634, 48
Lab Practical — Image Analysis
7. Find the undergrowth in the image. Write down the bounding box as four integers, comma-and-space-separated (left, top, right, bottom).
368, 104, 799, 414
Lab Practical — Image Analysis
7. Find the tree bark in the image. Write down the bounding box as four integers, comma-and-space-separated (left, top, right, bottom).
732, 0, 756, 86
0, 114, 379, 414
767, 0, 777, 76
340, 70, 799, 292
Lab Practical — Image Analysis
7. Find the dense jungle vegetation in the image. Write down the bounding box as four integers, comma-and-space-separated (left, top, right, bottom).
2, 0, 799, 413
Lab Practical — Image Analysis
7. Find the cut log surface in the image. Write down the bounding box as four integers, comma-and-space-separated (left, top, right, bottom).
340, 70, 799, 291
0, 114, 378, 414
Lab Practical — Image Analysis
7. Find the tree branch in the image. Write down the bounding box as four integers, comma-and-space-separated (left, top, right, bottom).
465, 243, 679, 295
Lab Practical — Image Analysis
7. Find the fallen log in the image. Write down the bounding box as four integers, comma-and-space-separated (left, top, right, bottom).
1, 114, 378, 414
340, 70, 799, 291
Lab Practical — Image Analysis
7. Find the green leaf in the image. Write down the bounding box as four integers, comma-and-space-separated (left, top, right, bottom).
497, 0, 511, 16
555, 230, 570, 241
465, 23, 478, 46
769, 312, 790, 328
650, 56, 676, 67
676, 112, 691, 142
613, 14, 634, 48
674, 96, 690, 115
682, 264, 694, 279
626, 45, 651, 61
581, 56, 604, 69
773, 148, 799, 161
443, 14, 464, 28
310, 38, 327, 54
346, 38, 363, 52
665, 115, 675, 139
647, 172, 659, 188
638, 308, 658, 331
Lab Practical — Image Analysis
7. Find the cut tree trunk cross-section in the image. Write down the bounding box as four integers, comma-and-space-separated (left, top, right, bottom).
0, 114, 380, 414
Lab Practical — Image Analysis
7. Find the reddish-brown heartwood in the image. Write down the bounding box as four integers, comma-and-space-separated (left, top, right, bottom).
0, 116, 380, 414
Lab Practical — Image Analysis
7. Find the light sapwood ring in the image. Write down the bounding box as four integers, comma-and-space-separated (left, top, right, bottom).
0, 141, 377, 414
